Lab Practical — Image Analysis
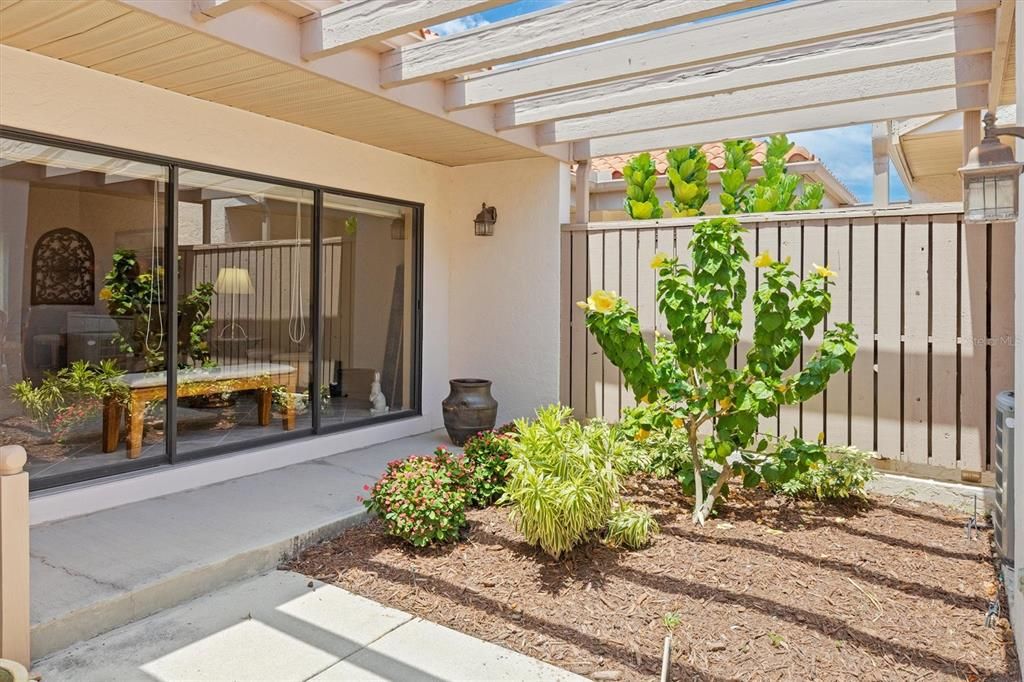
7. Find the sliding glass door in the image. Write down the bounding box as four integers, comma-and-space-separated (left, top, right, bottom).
0, 130, 421, 490
319, 193, 417, 430
174, 170, 314, 458
0, 138, 170, 485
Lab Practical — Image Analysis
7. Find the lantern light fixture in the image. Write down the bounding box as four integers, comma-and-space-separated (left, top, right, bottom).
959, 112, 1024, 224
474, 203, 497, 236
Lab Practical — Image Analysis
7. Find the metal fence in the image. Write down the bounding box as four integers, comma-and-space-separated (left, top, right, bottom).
560, 204, 1014, 479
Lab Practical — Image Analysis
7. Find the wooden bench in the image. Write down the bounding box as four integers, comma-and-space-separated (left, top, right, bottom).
102, 362, 298, 458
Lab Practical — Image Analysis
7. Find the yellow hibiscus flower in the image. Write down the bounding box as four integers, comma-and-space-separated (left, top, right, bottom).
718, 397, 732, 410
671, 417, 684, 429
753, 250, 773, 268
98, 287, 113, 301
634, 428, 651, 442
589, 289, 617, 314
813, 263, 837, 278
649, 252, 669, 269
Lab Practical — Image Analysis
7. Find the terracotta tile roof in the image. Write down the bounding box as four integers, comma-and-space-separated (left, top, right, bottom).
591, 142, 817, 178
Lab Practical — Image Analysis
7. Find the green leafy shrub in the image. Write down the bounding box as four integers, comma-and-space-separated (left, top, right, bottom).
579, 217, 857, 524
462, 430, 514, 506
502, 405, 628, 558
720, 135, 824, 214
622, 152, 663, 220
772, 444, 875, 500
605, 503, 659, 549
362, 447, 473, 547
664, 146, 709, 217
11, 360, 128, 440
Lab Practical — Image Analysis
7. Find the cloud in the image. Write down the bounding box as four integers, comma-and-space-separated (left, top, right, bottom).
429, 14, 490, 36
789, 125, 908, 203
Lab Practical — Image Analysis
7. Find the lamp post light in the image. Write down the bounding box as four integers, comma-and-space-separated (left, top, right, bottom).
959, 112, 1024, 224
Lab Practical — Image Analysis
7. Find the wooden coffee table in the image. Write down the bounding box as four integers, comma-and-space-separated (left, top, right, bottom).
102, 362, 298, 458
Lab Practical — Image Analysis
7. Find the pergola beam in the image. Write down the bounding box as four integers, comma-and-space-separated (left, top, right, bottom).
190, 0, 255, 22
987, 0, 1015, 111
301, 0, 506, 60
380, 0, 774, 87
574, 85, 987, 159
448, 0, 998, 109
539, 56, 992, 144
496, 16, 995, 129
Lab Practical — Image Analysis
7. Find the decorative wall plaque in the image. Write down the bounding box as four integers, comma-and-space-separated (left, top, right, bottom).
31, 228, 95, 305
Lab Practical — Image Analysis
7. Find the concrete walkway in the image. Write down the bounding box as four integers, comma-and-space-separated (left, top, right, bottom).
30, 430, 454, 660
34, 570, 585, 681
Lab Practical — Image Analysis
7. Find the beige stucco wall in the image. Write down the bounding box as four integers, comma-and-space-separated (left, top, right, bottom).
0, 45, 563, 500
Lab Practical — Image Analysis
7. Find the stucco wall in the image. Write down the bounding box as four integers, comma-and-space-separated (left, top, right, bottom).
447, 158, 564, 423
1, 45, 564, 513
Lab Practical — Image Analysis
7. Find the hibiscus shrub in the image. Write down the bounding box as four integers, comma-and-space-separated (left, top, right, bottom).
462, 430, 514, 507
362, 447, 473, 547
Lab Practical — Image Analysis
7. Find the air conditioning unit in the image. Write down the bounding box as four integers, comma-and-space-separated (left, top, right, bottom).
994, 390, 1015, 565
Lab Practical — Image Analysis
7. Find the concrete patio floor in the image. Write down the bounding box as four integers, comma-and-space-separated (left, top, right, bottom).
34, 570, 584, 681
29, 429, 455, 661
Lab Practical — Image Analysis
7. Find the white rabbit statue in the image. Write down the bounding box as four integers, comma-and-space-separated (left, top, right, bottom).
369, 371, 389, 416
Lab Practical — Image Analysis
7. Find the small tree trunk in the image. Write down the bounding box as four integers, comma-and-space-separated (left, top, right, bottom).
687, 422, 704, 524
693, 462, 733, 526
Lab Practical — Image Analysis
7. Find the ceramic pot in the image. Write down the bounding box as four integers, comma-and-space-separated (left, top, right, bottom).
442, 378, 498, 446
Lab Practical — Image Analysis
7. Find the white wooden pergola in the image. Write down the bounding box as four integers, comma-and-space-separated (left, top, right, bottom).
4, 0, 1012, 177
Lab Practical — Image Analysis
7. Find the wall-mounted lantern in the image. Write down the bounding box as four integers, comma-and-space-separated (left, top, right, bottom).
959, 112, 1024, 224
473, 203, 497, 236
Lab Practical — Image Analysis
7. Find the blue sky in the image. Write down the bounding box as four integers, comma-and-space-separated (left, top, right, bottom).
431, 3, 909, 205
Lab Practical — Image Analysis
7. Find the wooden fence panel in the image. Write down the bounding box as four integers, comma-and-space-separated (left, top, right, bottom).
931, 215, 959, 467
876, 216, 903, 460
824, 217, 851, 446
849, 218, 876, 452
903, 215, 930, 461
961, 221, 987, 471
802, 220, 827, 441
559, 207, 1011, 478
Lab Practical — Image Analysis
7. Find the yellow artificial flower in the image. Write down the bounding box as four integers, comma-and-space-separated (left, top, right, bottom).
98, 287, 113, 301
635, 428, 651, 442
718, 397, 732, 410
672, 417, 684, 429
754, 250, 773, 268
589, 289, 618, 314
650, 252, 669, 269
813, 263, 837, 279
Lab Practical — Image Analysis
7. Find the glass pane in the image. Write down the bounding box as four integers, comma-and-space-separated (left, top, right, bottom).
320, 193, 415, 428
0, 138, 169, 486
175, 170, 314, 457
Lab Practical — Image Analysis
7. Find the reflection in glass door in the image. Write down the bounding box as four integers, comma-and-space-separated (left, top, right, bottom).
175, 169, 314, 458
0, 138, 170, 485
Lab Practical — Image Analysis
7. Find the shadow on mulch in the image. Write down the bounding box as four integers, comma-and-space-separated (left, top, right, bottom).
292, 479, 1019, 682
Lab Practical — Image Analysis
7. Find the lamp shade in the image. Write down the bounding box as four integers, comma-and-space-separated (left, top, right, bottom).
214, 267, 255, 295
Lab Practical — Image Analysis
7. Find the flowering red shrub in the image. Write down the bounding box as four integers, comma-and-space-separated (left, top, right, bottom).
462, 430, 514, 506
361, 447, 473, 547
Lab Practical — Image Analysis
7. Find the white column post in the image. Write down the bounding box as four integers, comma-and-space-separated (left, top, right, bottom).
574, 160, 591, 224
1012, 0, 1024, 658
0, 445, 29, 668
871, 121, 890, 207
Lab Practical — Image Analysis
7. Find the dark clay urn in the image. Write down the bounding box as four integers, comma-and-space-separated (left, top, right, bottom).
442, 378, 498, 446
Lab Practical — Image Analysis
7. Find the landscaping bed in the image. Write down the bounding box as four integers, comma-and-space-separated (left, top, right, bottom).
293, 479, 1018, 681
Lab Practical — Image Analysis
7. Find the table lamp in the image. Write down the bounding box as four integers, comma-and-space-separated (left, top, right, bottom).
214, 267, 254, 340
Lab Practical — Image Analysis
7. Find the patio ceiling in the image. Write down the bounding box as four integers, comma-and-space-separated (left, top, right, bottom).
0, 0, 1016, 165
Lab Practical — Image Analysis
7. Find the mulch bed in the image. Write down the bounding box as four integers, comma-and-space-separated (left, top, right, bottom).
291, 478, 1018, 681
